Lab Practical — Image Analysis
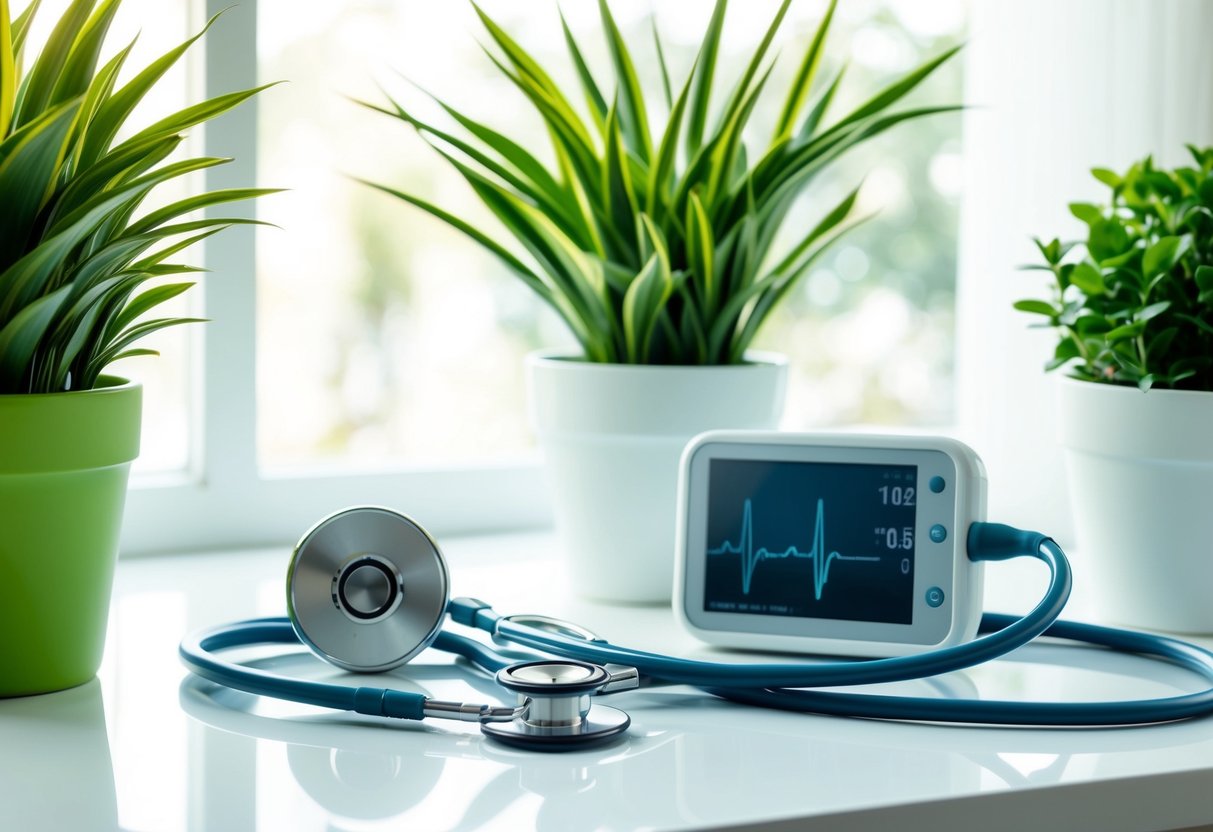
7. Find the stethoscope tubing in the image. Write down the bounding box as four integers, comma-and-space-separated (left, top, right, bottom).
180, 619, 521, 722
705, 612, 1213, 725
181, 537, 1213, 731
453, 538, 1075, 690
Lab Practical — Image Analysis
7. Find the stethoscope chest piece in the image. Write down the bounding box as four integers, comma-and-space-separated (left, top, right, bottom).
481, 660, 631, 751
288, 507, 450, 672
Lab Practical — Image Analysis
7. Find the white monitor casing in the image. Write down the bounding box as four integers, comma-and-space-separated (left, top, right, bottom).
673, 431, 987, 658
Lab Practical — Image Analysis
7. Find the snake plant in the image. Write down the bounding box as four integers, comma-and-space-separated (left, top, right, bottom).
0, 0, 275, 394
364, 0, 960, 365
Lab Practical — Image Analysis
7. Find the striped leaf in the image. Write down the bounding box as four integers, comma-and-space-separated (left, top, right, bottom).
77, 11, 221, 166
772, 0, 836, 142
622, 253, 672, 362
685, 0, 726, 158
560, 12, 608, 134
0, 284, 70, 392
0, 0, 15, 137
10, 0, 92, 128
1, 0, 270, 391
597, 0, 652, 163
47, 0, 121, 108
0, 98, 81, 270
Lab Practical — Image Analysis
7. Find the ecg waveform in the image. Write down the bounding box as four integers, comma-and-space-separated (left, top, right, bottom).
707, 498, 881, 600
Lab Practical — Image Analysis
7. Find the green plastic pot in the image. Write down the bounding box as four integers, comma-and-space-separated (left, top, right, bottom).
0, 377, 141, 697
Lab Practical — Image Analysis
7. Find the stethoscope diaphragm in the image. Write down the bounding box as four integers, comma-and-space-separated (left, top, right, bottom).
287, 507, 450, 673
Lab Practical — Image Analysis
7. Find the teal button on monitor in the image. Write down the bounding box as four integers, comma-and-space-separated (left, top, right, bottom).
929, 475, 945, 493
929, 524, 947, 543
926, 586, 945, 608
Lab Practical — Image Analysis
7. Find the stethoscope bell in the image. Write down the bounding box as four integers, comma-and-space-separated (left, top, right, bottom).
480, 660, 631, 751
287, 507, 450, 672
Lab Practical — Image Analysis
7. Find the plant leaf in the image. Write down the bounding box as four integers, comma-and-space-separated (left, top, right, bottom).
0, 98, 82, 271
1013, 299, 1058, 317
404, 81, 568, 207
47, 0, 121, 109
1091, 167, 1121, 188
358, 179, 554, 306
824, 44, 962, 139
0, 284, 70, 392
711, 0, 790, 148
597, 0, 652, 163
78, 10, 222, 167
797, 65, 845, 141
686, 191, 715, 314
559, 11, 608, 134
646, 56, 695, 219
773, 0, 836, 142
114, 281, 195, 332
10, 0, 41, 56
685, 0, 726, 158
651, 18, 672, 110
106, 83, 277, 162
1068, 202, 1102, 225
0, 0, 15, 137
1137, 300, 1171, 323
10, 0, 92, 128
603, 103, 640, 264
1142, 235, 1183, 278
1069, 262, 1106, 295
728, 213, 870, 361
1087, 218, 1129, 262
622, 253, 672, 361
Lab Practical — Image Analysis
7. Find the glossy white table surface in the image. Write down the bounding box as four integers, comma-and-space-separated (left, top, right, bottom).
3, 531, 1212, 832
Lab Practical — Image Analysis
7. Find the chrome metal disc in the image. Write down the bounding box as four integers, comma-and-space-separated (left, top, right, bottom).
287, 506, 449, 672
480, 704, 630, 751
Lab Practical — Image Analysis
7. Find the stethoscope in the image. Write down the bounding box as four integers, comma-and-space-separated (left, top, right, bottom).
180, 506, 1213, 752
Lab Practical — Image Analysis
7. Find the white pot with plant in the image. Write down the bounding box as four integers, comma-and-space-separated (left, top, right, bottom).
365, 0, 960, 601
1017, 147, 1213, 633
0, 0, 271, 695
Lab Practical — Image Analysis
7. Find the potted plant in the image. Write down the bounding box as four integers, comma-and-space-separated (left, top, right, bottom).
0, 0, 272, 695
364, 0, 960, 601
1016, 146, 1213, 633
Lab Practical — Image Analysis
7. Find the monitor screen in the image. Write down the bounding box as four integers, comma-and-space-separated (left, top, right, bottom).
703, 459, 917, 625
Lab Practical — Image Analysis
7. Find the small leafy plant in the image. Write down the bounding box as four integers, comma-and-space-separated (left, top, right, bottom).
0, 0, 275, 394
364, 0, 960, 365
1017, 146, 1213, 392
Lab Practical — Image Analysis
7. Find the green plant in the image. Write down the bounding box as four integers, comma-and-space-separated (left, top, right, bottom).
0, 0, 275, 394
362, 0, 960, 365
1017, 147, 1213, 392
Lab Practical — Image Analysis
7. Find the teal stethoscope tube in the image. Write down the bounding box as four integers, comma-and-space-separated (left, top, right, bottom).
706, 615, 1213, 725
448, 536, 1213, 725
449, 531, 1077, 689
180, 530, 1213, 730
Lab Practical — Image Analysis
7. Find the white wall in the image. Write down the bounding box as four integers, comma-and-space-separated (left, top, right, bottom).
956, 0, 1213, 541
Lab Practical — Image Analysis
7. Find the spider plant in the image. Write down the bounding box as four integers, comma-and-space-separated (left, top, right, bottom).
363, 0, 960, 365
0, 0, 276, 394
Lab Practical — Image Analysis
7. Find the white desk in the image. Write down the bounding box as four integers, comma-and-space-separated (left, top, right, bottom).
2, 531, 1212, 831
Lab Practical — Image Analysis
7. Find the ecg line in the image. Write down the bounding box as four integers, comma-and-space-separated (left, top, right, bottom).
707, 498, 881, 600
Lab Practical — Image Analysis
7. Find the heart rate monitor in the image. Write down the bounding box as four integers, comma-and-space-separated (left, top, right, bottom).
675, 432, 987, 657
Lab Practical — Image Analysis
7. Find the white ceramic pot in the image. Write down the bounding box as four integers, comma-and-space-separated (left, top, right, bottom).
1058, 376, 1213, 633
528, 351, 788, 603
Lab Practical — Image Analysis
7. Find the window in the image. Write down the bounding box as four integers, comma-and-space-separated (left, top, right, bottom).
254, 0, 965, 469
119, 0, 966, 553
